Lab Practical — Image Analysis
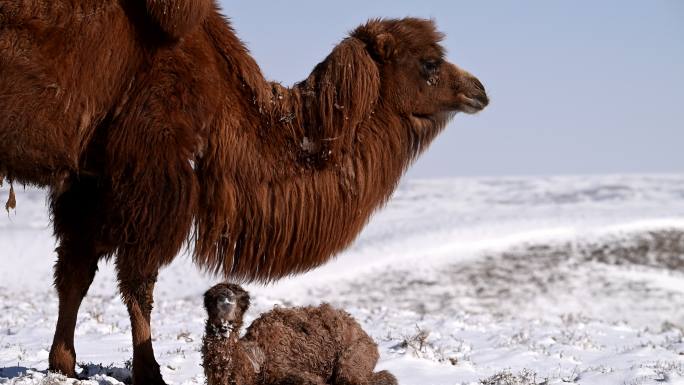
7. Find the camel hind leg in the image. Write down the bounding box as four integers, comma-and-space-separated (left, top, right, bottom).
266, 369, 327, 385
48, 177, 110, 377
369, 371, 398, 385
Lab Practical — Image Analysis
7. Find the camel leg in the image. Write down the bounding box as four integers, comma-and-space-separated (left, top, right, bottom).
369, 371, 398, 385
267, 370, 327, 385
48, 178, 104, 378
101, 93, 198, 383
48, 243, 100, 377
333, 338, 386, 385
116, 261, 166, 385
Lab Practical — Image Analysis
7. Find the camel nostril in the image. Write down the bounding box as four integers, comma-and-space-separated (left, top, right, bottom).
471, 77, 485, 92
469, 78, 489, 107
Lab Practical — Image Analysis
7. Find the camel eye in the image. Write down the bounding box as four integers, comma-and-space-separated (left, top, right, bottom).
422, 60, 441, 74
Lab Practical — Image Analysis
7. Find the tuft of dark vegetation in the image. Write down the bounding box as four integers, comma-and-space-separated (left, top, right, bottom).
480, 369, 548, 385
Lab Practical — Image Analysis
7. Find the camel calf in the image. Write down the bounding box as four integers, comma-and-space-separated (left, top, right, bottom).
202, 283, 398, 385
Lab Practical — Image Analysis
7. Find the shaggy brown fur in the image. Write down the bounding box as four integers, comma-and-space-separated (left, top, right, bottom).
0, 1, 487, 383
145, 0, 212, 39
202, 284, 397, 385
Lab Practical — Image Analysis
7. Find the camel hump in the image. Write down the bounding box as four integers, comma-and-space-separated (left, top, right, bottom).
145, 0, 212, 39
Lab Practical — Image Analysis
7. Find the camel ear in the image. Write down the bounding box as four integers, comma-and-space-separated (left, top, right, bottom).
369, 33, 397, 62
145, 0, 211, 40
303, 38, 380, 156
237, 290, 251, 314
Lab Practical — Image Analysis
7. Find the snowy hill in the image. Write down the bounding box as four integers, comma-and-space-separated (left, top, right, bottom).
2, 175, 684, 385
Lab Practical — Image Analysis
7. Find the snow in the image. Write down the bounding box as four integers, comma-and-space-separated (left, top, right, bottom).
1, 174, 684, 384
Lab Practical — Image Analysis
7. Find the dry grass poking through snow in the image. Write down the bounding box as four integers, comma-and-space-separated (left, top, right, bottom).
480, 370, 547, 385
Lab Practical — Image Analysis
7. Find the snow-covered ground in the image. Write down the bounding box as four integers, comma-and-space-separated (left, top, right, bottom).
1, 174, 684, 385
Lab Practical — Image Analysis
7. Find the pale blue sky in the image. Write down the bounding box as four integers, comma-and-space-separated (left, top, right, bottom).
218, 1, 683, 178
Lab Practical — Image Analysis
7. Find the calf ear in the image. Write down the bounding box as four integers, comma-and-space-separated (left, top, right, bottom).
237, 290, 251, 314
145, 0, 211, 40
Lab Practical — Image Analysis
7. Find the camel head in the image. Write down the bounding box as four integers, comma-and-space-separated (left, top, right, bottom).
204, 283, 251, 331
353, 18, 489, 135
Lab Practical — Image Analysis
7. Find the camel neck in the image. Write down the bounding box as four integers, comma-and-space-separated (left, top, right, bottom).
192, 16, 442, 283
205, 321, 239, 339
202, 328, 257, 385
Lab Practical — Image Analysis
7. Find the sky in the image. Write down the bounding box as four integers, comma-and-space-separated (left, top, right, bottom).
218, 0, 683, 178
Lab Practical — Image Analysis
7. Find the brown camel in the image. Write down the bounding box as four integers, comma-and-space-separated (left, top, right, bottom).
0, 1, 488, 384
202, 283, 398, 385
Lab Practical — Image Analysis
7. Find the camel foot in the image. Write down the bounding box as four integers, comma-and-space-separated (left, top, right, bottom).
48, 342, 77, 378
132, 364, 167, 385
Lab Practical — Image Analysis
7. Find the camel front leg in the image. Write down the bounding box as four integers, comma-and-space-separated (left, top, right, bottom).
117, 265, 166, 385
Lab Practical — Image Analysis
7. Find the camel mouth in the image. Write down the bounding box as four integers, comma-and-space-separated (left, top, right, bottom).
218, 296, 236, 307
456, 94, 488, 114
